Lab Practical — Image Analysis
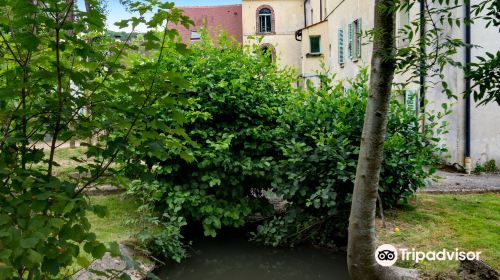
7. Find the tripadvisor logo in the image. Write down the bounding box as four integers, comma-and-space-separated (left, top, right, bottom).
375, 244, 398, 266
375, 244, 482, 267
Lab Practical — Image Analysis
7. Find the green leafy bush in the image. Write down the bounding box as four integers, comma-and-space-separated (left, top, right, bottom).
474, 159, 497, 173
123, 34, 295, 259
484, 160, 497, 172
252, 70, 447, 247
124, 36, 446, 256
0, 0, 192, 278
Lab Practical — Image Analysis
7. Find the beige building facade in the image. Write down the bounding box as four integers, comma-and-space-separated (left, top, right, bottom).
424, 0, 500, 169
242, 0, 304, 71
240, 0, 499, 171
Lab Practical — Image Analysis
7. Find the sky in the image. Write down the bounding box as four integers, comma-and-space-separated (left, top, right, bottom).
77, 0, 241, 32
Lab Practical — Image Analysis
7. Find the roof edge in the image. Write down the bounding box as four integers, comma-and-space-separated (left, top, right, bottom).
177, 4, 242, 9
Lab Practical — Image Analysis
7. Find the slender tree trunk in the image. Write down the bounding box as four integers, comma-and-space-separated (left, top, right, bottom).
84, 0, 91, 13
83, 0, 95, 146
48, 1, 74, 175
346, 0, 418, 279
67, 0, 76, 149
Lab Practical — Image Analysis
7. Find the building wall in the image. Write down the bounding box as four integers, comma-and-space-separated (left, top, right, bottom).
177, 0, 499, 168
424, 2, 466, 166
425, 0, 500, 167
242, 0, 304, 70
305, 0, 326, 25
298, 0, 500, 168
300, 20, 329, 85
168, 5, 243, 44
468, 0, 500, 166
325, 0, 374, 80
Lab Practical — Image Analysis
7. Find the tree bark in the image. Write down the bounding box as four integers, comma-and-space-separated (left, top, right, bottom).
84, 0, 91, 13
346, 0, 418, 279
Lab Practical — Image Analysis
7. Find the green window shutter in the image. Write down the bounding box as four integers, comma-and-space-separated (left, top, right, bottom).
356, 18, 362, 58
338, 27, 344, 64
310, 36, 321, 53
405, 90, 417, 112
348, 22, 353, 60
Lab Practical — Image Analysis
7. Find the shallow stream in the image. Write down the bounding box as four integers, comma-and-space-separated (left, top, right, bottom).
155, 235, 349, 280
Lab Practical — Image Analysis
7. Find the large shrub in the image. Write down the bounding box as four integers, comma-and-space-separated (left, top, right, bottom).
123, 34, 296, 260
0, 0, 192, 278
126, 35, 446, 258
252, 69, 447, 247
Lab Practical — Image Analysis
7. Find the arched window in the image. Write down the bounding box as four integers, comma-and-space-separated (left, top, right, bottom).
256, 6, 274, 33
260, 44, 275, 62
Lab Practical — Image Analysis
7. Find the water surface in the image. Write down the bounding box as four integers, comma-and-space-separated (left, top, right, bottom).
155, 235, 349, 280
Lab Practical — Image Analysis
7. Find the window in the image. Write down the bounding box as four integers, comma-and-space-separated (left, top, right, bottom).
348, 18, 362, 61
356, 18, 362, 58
338, 27, 344, 65
309, 36, 321, 54
348, 22, 354, 60
405, 90, 417, 112
399, 0, 410, 46
260, 44, 275, 62
258, 8, 272, 33
190, 30, 201, 41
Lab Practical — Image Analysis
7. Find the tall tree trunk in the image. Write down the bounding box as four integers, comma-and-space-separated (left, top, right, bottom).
67, 0, 77, 149
84, 0, 91, 13
346, 0, 418, 279
83, 0, 95, 146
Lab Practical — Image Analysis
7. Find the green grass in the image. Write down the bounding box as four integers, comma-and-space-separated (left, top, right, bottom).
52, 146, 88, 161
37, 146, 117, 182
82, 192, 499, 278
88, 195, 143, 243
34, 147, 88, 180
59, 195, 143, 277
377, 193, 500, 276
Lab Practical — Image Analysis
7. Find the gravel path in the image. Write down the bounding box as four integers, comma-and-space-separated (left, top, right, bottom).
420, 170, 500, 193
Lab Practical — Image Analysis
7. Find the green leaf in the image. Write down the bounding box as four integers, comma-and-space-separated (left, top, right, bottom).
0, 215, 10, 226
92, 205, 109, 218
63, 201, 75, 214
108, 242, 121, 257
16, 32, 40, 51
76, 256, 91, 268
20, 237, 39, 249
119, 273, 132, 280
26, 249, 43, 265
0, 249, 12, 260
41, 258, 60, 275
91, 243, 107, 259
114, 20, 129, 29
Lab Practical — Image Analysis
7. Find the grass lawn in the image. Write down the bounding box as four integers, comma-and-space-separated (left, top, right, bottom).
59, 195, 143, 277
37, 146, 117, 183
35, 146, 88, 180
377, 193, 500, 277
88, 195, 143, 243
88, 192, 499, 278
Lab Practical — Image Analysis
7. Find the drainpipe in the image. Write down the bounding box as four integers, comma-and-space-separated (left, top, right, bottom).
304, 0, 308, 27
320, 0, 323, 20
419, 0, 426, 117
464, 0, 472, 173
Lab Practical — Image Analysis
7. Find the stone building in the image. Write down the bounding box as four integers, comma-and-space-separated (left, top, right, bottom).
171, 0, 500, 171
241, 0, 304, 71
240, 0, 500, 171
